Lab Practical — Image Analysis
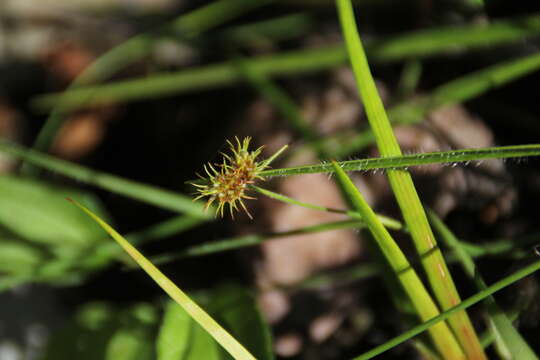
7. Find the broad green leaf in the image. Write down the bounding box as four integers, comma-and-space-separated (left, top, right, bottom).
184, 322, 222, 360
106, 329, 154, 360
157, 300, 193, 360
206, 284, 274, 360
0, 175, 114, 289
0, 175, 107, 252
0, 239, 44, 275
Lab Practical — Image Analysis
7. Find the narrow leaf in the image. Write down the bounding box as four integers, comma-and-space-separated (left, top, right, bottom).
330, 160, 463, 358
352, 257, 540, 360
69, 199, 256, 360
429, 211, 538, 360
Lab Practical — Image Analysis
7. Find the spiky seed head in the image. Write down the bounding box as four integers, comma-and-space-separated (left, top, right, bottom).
192, 137, 286, 219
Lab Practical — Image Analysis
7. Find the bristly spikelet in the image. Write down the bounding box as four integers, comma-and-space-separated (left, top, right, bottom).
192, 137, 287, 219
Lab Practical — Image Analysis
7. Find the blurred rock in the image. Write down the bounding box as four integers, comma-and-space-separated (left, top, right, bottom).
256, 170, 361, 286
257, 289, 290, 324
274, 333, 303, 358
394, 104, 515, 220
42, 42, 95, 84
309, 313, 344, 343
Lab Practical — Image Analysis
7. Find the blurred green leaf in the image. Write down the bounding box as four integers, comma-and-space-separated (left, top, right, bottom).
206, 284, 274, 360
43, 302, 157, 360
0, 175, 108, 252
156, 298, 235, 360
0, 238, 44, 275
0, 175, 114, 289
156, 285, 273, 360
105, 304, 157, 360
157, 300, 194, 360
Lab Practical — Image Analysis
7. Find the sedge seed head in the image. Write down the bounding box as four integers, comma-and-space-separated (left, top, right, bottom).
192, 137, 276, 219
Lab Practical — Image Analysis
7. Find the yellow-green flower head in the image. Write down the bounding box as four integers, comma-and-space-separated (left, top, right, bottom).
193, 137, 287, 219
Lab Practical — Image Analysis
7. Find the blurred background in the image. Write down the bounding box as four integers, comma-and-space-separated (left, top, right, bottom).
1, 0, 540, 359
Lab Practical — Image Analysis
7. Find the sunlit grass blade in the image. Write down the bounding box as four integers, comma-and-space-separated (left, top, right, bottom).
31, 13, 540, 112
329, 160, 463, 358
27, 0, 273, 159
0, 140, 208, 218
429, 210, 539, 359
69, 199, 256, 360
336, 0, 484, 357
352, 256, 540, 360
250, 185, 402, 230
259, 144, 540, 177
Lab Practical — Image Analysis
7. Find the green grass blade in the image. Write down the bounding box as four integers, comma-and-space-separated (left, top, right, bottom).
4, 140, 540, 221
259, 144, 540, 177
0, 140, 207, 218
69, 199, 256, 360
429, 211, 539, 360
352, 257, 540, 360
28, 0, 272, 158
152, 219, 365, 264
335, 0, 485, 357
329, 160, 464, 358
338, 1, 489, 356
32, 13, 540, 112
223, 13, 314, 46
251, 185, 402, 230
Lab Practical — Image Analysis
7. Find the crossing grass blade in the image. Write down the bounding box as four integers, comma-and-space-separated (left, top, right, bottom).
68, 199, 256, 360
335, 0, 485, 357
352, 257, 540, 360
259, 144, 540, 177
329, 160, 464, 359
429, 210, 539, 360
